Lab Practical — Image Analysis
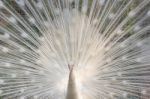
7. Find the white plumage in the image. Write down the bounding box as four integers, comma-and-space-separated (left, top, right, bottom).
0, 0, 150, 99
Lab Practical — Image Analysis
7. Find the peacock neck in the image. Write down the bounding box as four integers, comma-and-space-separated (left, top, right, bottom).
66, 65, 80, 99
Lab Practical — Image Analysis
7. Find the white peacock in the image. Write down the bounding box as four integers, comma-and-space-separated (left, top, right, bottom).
0, 0, 150, 99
